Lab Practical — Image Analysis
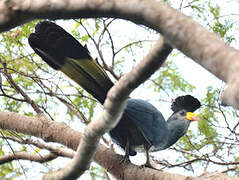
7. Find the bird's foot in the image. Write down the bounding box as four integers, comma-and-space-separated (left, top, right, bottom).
140, 162, 162, 171
119, 155, 130, 164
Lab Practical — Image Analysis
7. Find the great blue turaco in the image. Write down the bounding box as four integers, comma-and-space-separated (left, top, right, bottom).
28, 21, 201, 168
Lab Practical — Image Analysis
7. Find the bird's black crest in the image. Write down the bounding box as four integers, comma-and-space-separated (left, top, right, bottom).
171, 95, 201, 113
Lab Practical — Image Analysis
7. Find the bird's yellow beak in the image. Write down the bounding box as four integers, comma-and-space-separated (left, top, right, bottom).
186, 112, 198, 121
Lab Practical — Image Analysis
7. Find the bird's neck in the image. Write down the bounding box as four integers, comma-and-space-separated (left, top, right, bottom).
164, 117, 190, 149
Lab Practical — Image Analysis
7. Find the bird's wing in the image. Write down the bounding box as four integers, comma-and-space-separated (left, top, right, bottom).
28, 21, 114, 104
125, 99, 169, 149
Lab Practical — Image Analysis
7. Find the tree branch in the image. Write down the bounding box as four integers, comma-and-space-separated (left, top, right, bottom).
1, 0, 239, 108
0, 152, 57, 164
0, 59, 42, 114
0, 135, 75, 160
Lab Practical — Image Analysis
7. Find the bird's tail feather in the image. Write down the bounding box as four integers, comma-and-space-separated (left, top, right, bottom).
60, 58, 113, 104
28, 21, 114, 104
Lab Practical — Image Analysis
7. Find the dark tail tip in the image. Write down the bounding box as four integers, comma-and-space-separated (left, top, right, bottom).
28, 21, 92, 70
34, 21, 55, 33
171, 95, 201, 112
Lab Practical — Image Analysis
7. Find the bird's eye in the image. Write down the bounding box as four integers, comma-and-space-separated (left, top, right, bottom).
180, 111, 186, 116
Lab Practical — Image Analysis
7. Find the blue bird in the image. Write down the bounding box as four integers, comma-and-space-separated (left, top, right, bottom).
28, 21, 201, 168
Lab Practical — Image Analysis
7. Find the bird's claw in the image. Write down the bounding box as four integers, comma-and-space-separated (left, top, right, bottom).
119, 155, 130, 164
140, 162, 162, 171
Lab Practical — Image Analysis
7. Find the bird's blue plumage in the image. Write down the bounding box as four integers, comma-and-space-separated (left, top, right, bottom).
29, 21, 201, 167
124, 99, 169, 150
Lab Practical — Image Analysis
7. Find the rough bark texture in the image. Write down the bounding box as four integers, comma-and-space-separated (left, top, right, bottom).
0, 152, 57, 163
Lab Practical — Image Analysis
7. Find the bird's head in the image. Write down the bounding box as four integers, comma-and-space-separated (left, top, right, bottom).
152, 95, 201, 150
170, 95, 200, 123
167, 109, 198, 124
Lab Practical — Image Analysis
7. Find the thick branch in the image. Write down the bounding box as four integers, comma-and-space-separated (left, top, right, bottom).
1, 0, 239, 107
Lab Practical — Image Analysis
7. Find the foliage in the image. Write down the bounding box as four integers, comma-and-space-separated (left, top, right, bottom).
151, 59, 195, 96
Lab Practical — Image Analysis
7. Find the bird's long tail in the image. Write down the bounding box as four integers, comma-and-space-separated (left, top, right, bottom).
28, 21, 114, 104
